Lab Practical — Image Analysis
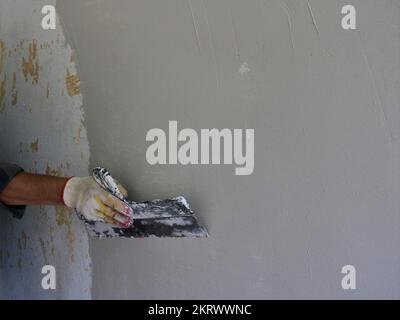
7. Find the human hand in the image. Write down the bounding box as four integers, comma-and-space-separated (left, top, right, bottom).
62, 176, 133, 228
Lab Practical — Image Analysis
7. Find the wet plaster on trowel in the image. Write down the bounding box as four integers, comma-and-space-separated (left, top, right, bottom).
0, 0, 91, 299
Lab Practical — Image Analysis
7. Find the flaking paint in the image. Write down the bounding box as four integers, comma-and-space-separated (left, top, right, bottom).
0, 0, 91, 299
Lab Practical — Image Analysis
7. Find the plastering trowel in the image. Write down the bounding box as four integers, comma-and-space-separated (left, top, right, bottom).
80, 167, 209, 238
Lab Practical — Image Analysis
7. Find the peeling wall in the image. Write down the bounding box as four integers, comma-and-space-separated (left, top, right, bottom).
0, 0, 91, 299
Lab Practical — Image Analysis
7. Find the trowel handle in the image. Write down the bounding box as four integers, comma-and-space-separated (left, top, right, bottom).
93, 167, 127, 201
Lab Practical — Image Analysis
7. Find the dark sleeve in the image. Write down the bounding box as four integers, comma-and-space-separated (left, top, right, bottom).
0, 163, 26, 219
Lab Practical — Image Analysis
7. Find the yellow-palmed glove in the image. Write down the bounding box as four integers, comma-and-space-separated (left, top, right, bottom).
62, 177, 133, 228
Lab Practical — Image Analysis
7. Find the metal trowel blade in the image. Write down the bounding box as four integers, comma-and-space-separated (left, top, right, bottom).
84, 168, 209, 238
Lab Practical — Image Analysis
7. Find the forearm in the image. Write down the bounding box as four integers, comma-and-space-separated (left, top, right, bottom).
0, 169, 132, 227
0, 172, 68, 206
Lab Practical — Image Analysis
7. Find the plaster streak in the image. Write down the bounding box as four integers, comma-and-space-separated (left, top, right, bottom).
357, 31, 393, 145
278, 0, 295, 52
0, 0, 91, 299
187, 0, 201, 54
202, 0, 220, 89
228, 6, 241, 63
306, 0, 320, 36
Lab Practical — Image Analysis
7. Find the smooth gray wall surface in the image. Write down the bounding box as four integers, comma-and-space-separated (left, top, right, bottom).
57, 0, 400, 299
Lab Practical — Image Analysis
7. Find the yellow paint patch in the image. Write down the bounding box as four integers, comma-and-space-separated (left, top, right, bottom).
74, 118, 86, 144
11, 91, 17, 106
39, 238, 48, 264
17, 230, 28, 251
21, 40, 39, 84
11, 73, 17, 106
49, 225, 56, 257
40, 42, 50, 49
65, 69, 80, 96
12, 72, 16, 89
45, 163, 63, 176
0, 75, 6, 112
56, 206, 71, 227
30, 138, 39, 153
0, 40, 5, 74
56, 206, 75, 263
